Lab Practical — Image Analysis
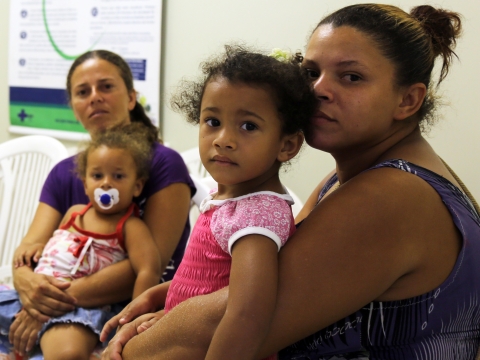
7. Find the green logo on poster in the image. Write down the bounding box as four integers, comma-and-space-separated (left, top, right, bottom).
42, 0, 102, 60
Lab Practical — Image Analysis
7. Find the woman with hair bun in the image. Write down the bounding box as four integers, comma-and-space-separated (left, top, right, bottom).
103, 4, 480, 360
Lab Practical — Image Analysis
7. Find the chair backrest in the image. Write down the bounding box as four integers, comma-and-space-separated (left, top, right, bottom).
180, 147, 210, 179
186, 174, 214, 247
0, 135, 69, 284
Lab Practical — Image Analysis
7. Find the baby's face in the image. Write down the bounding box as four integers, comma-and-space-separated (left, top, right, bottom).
83, 145, 143, 214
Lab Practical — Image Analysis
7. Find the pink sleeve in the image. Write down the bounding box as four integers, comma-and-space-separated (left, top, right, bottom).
210, 194, 294, 255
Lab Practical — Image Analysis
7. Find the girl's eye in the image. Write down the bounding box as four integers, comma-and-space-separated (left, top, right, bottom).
92, 173, 102, 180
76, 89, 87, 97
344, 74, 362, 82
304, 69, 320, 79
205, 118, 220, 127
241, 122, 257, 131
114, 174, 124, 180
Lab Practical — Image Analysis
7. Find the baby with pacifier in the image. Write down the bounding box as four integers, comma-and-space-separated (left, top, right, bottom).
0, 123, 161, 360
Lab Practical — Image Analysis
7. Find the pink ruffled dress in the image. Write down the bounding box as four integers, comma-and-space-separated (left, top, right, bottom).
165, 191, 296, 360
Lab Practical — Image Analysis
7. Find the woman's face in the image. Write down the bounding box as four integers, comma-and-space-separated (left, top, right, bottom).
302, 25, 405, 154
69, 58, 136, 134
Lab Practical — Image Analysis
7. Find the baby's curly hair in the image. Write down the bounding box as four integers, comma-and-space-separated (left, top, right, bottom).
170, 44, 316, 135
76, 122, 153, 181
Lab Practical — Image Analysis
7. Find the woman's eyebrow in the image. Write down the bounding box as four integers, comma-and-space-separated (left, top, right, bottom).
336, 60, 369, 69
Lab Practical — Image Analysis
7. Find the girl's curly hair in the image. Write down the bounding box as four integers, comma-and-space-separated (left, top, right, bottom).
170, 44, 316, 135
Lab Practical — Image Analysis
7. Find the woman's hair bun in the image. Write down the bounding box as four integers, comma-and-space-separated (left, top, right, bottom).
410, 5, 462, 81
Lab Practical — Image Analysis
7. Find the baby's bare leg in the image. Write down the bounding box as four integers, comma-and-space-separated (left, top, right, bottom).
40, 323, 98, 360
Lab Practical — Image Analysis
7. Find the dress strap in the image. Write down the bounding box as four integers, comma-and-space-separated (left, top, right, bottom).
115, 203, 139, 250
59, 203, 92, 230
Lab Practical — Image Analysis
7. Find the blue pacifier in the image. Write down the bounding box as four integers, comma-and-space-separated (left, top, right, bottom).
94, 188, 120, 210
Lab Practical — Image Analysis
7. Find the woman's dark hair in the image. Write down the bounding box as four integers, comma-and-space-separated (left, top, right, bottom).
76, 122, 153, 181
316, 4, 462, 130
67, 50, 159, 142
170, 44, 316, 136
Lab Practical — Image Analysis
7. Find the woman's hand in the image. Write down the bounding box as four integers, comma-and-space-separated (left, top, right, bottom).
136, 310, 165, 334
100, 283, 170, 342
121, 289, 228, 360
13, 267, 76, 322
101, 312, 164, 360
13, 242, 45, 268
8, 309, 43, 356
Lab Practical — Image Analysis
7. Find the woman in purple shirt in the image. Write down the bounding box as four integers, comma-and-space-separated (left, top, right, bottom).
7, 50, 195, 356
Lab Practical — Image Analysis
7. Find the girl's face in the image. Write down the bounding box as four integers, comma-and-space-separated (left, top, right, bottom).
303, 25, 406, 154
199, 78, 289, 192
69, 58, 136, 135
83, 146, 143, 214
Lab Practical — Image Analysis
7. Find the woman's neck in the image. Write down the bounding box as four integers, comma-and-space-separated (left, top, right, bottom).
333, 124, 423, 184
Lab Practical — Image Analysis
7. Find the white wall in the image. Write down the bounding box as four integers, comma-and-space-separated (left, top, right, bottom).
1, 0, 479, 203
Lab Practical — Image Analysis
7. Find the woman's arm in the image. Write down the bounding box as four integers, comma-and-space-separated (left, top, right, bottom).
121, 290, 227, 360
66, 260, 136, 307
205, 235, 279, 360
12, 202, 77, 321
142, 182, 191, 275
100, 281, 171, 342
123, 217, 161, 299
120, 168, 459, 358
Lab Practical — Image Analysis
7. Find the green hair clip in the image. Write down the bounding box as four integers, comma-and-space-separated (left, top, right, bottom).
269, 48, 293, 63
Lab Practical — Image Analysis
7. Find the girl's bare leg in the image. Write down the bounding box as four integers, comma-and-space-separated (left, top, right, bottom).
40, 323, 98, 360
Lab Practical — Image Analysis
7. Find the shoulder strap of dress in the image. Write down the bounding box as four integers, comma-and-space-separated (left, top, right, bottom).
59, 203, 92, 230
440, 157, 480, 215
115, 203, 139, 250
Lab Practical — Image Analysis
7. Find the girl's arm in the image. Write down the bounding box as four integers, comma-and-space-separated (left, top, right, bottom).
142, 183, 191, 275
123, 217, 162, 299
205, 235, 279, 360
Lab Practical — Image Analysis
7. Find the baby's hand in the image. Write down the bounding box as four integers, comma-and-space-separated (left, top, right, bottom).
14, 243, 45, 268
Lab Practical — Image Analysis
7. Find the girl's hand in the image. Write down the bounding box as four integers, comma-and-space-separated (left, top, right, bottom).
100, 283, 169, 342
13, 267, 76, 322
13, 242, 45, 268
101, 312, 164, 360
9, 309, 43, 356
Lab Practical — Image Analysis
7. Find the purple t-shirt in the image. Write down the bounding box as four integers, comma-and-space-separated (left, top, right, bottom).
40, 142, 196, 282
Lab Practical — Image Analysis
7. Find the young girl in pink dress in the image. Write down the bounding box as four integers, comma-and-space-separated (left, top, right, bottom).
0, 123, 161, 359
101, 45, 316, 360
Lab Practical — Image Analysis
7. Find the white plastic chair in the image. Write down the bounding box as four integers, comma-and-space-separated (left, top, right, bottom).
0, 135, 69, 285
180, 147, 210, 179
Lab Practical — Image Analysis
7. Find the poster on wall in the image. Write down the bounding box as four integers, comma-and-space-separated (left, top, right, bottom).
8, 0, 162, 140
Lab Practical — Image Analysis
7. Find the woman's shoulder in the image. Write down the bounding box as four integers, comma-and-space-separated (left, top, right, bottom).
142, 143, 194, 196
50, 154, 77, 173
150, 143, 185, 165
42, 154, 81, 191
